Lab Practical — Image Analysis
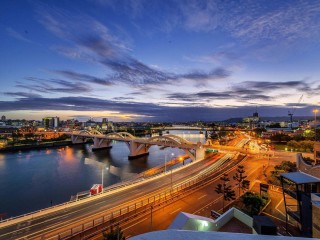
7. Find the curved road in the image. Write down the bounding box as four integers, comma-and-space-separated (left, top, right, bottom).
0, 153, 231, 240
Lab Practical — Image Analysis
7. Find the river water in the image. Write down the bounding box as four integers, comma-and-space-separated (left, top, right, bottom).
0, 130, 205, 218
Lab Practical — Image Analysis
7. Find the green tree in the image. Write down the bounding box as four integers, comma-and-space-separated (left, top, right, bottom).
270, 133, 292, 143
233, 165, 248, 196
241, 191, 266, 216
215, 173, 236, 212
103, 225, 126, 240
287, 140, 299, 150
268, 161, 296, 186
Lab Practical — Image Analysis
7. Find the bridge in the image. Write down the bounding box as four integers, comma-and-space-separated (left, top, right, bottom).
70, 131, 205, 161
151, 125, 211, 131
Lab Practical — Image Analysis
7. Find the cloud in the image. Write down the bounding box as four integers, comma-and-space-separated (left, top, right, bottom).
181, 68, 230, 81
236, 80, 310, 92
167, 89, 272, 104
3, 92, 42, 98
179, 1, 219, 32
16, 77, 92, 94
223, 1, 320, 45
53, 70, 113, 86
36, 4, 230, 88
174, 1, 320, 46
164, 79, 318, 105
0, 95, 316, 121
6, 27, 32, 43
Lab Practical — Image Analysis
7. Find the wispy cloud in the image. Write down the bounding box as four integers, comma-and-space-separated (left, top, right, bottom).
166, 79, 319, 105
179, 1, 219, 32
6, 27, 32, 43
53, 70, 113, 86
176, 1, 320, 45
3, 92, 42, 98
16, 77, 92, 94
36, 3, 230, 88
236, 80, 311, 92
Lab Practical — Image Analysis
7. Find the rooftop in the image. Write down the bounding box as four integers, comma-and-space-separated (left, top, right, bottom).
129, 230, 311, 240
281, 172, 320, 184
219, 217, 252, 234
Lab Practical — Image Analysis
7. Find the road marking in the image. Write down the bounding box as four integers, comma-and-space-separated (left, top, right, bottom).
198, 194, 207, 200
170, 208, 181, 215
123, 218, 147, 231
262, 212, 295, 226
275, 199, 283, 209
275, 199, 286, 217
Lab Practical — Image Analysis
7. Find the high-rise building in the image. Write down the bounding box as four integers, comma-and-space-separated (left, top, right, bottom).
1, 115, 6, 121
42, 117, 60, 129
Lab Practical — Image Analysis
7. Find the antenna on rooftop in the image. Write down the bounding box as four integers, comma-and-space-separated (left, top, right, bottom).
288, 94, 303, 125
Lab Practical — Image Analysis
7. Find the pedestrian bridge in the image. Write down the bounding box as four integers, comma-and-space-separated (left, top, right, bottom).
70, 130, 205, 161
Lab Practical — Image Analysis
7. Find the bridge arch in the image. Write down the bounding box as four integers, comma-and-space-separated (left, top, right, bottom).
105, 132, 136, 139
146, 135, 192, 146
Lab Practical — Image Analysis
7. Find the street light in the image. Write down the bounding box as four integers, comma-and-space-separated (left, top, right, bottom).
102, 166, 109, 193
164, 152, 174, 175
85, 157, 108, 193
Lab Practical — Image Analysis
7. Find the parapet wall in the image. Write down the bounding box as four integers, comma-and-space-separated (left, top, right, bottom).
296, 153, 320, 178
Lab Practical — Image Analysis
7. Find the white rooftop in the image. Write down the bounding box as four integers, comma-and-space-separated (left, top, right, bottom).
129, 230, 312, 240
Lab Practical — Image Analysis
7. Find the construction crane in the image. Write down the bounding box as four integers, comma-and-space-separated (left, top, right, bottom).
288, 94, 303, 123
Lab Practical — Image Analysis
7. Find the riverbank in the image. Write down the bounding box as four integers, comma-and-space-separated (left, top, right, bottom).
0, 140, 77, 153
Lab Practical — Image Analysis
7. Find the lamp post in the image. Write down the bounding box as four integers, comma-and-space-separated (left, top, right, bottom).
164, 153, 167, 174
170, 153, 174, 190
313, 109, 319, 141
84, 157, 108, 193
101, 166, 109, 193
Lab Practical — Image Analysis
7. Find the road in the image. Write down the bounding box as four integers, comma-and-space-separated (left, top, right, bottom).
0, 153, 232, 240
87, 154, 270, 239
88, 146, 302, 240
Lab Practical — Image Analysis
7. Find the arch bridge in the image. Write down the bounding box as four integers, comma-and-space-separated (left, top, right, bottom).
70, 131, 205, 161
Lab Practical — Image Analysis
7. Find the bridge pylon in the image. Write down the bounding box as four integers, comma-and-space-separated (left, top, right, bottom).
71, 135, 87, 144
128, 141, 149, 159
92, 137, 112, 151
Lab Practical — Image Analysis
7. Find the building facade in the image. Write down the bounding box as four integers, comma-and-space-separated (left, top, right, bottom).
42, 117, 60, 129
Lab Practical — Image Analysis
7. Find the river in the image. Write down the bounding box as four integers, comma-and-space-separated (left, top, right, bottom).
0, 130, 206, 218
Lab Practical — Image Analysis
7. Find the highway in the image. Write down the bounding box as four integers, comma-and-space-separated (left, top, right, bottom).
87, 145, 301, 239
0, 152, 233, 240
87, 154, 267, 239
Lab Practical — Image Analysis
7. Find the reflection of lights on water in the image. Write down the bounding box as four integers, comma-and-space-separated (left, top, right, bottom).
0, 154, 5, 168
45, 149, 52, 155
57, 147, 76, 162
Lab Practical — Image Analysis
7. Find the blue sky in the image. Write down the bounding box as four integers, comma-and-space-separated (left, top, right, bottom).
1, 0, 320, 122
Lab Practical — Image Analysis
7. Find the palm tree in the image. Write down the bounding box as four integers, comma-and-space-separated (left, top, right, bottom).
233, 165, 248, 196
215, 173, 236, 212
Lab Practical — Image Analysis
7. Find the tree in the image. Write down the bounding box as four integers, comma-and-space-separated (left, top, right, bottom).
268, 161, 297, 186
241, 192, 266, 216
103, 225, 126, 240
233, 165, 248, 196
215, 173, 236, 212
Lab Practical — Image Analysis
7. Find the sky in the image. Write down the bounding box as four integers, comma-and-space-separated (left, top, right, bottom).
1, 0, 320, 122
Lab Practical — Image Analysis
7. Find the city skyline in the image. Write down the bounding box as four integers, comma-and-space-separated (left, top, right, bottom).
1, 0, 320, 121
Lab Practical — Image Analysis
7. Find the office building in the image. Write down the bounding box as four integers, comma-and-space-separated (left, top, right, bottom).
42, 117, 60, 129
